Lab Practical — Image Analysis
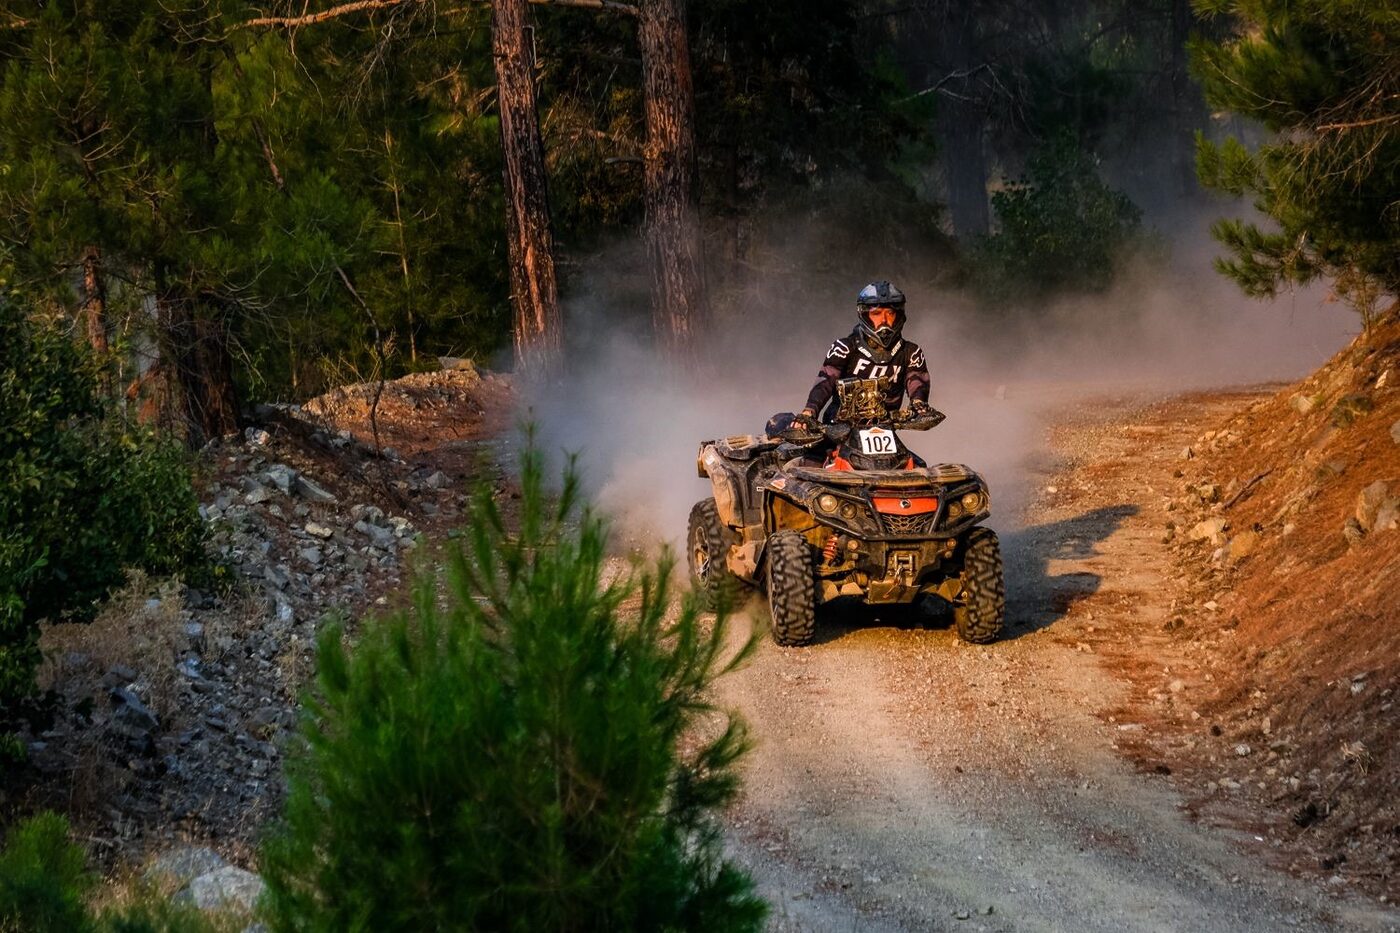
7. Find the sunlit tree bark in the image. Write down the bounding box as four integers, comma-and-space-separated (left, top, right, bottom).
492, 0, 563, 369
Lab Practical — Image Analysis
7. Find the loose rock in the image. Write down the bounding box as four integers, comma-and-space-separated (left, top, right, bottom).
146, 847, 229, 887
1343, 517, 1367, 547
1226, 530, 1260, 563
304, 521, 334, 539
182, 866, 266, 913
1356, 480, 1391, 531
264, 464, 297, 494
1189, 518, 1228, 544
293, 474, 336, 503
354, 519, 396, 549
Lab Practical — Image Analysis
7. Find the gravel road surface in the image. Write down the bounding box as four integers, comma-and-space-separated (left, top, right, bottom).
714, 389, 1399, 933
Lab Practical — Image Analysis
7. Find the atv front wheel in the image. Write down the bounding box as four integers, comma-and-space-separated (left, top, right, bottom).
766, 531, 817, 646
953, 527, 1005, 644
688, 498, 744, 611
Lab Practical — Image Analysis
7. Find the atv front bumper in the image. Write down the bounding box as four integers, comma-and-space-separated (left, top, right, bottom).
813, 538, 965, 605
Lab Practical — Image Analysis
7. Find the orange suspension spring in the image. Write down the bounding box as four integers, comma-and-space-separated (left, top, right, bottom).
823, 535, 839, 563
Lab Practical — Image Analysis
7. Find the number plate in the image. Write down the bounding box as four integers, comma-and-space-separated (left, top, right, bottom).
858, 427, 896, 455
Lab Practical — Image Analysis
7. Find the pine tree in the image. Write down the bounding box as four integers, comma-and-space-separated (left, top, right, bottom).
261, 444, 765, 931
1192, 0, 1400, 323
0, 0, 251, 440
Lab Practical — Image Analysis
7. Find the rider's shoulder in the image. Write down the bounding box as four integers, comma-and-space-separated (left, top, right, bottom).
826, 334, 855, 359
899, 339, 927, 365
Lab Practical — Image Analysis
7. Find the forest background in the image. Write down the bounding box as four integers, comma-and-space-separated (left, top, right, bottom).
9, 0, 1391, 442
0, 0, 1396, 746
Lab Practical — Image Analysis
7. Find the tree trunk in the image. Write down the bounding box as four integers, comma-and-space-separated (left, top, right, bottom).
1168, 0, 1200, 197
80, 245, 108, 354
939, 106, 989, 237
156, 287, 240, 446
492, 0, 562, 370
935, 6, 989, 238
639, 0, 707, 355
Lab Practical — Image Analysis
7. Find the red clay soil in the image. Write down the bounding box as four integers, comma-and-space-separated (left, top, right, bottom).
1094, 313, 1400, 897
1179, 313, 1400, 890
297, 364, 519, 534
301, 364, 515, 458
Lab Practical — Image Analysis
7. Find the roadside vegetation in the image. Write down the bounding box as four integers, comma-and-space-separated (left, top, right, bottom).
1192, 0, 1399, 327
259, 446, 762, 930
2, 448, 763, 930
0, 811, 226, 933
0, 300, 208, 759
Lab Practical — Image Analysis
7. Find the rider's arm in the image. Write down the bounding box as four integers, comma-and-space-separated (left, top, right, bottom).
905, 344, 930, 405
804, 338, 850, 415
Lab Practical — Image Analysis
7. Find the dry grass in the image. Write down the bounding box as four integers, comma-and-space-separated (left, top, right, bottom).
86, 868, 252, 932
39, 571, 190, 721
33, 573, 192, 818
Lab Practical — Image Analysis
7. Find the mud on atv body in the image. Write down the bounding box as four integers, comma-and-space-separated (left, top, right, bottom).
688, 380, 1005, 647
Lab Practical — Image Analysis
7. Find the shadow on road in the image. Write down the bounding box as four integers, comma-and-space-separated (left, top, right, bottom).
1000, 503, 1140, 639
741, 504, 1140, 646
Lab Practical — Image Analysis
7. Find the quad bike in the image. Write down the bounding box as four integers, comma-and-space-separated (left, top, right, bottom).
688, 377, 1005, 646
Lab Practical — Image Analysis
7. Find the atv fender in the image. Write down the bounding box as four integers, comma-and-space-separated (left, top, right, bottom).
699, 446, 744, 527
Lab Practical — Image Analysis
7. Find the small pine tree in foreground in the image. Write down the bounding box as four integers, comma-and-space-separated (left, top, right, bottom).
260, 445, 766, 932
0, 811, 219, 933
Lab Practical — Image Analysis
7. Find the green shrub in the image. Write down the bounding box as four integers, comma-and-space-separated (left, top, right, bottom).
0, 811, 224, 933
0, 811, 94, 933
261, 445, 766, 932
970, 134, 1145, 306
0, 300, 208, 744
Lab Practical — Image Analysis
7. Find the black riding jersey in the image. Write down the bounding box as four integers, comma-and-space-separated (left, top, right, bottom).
804, 329, 930, 417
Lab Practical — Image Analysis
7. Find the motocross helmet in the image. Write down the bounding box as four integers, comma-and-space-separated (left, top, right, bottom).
855, 280, 906, 350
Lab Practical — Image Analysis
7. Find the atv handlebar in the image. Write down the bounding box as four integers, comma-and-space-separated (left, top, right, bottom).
778, 407, 945, 445
891, 407, 946, 430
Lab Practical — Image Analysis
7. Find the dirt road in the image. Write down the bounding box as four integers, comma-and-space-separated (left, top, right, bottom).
714, 390, 1399, 932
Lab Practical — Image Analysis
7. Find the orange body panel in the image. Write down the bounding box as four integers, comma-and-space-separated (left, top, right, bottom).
872, 496, 939, 515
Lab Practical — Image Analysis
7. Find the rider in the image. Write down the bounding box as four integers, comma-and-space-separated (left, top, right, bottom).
768, 280, 933, 437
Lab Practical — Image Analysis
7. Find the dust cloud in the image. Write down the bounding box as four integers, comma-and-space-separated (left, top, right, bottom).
522, 213, 1356, 553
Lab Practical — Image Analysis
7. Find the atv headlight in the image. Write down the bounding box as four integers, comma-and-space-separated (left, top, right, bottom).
947, 502, 963, 519
817, 494, 839, 514
961, 492, 982, 512
839, 502, 857, 519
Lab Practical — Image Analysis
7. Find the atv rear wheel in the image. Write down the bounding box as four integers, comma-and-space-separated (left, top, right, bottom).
688, 498, 743, 611
953, 527, 1005, 644
766, 531, 817, 646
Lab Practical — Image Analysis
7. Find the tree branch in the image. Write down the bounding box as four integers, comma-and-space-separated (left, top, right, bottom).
242, 0, 417, 28
241, 0, 636, 29
897, 64, 996, 103
1316, 114, 1400, 132
531, 0, 637, 16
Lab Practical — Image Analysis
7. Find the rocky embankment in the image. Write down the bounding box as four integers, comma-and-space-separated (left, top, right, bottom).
1147, 315, 1399, 897
17, 366, 503, 879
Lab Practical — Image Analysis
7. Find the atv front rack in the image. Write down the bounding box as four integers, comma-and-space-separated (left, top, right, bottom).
783, 461, 975, 488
